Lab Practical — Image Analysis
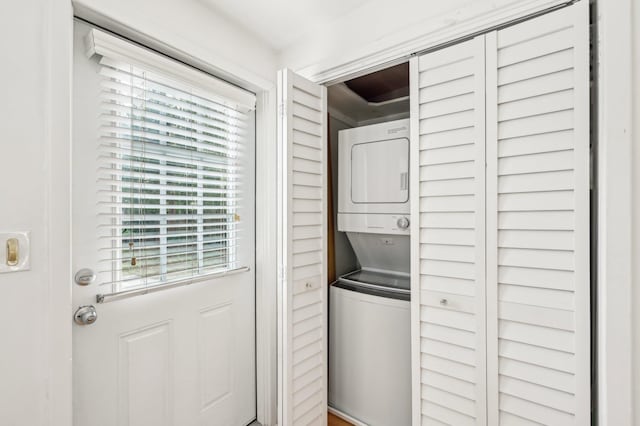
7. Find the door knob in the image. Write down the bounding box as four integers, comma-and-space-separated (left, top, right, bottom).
74, 305, 98, 325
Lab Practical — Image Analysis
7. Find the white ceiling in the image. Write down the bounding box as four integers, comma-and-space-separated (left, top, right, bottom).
197, 0, 373, 50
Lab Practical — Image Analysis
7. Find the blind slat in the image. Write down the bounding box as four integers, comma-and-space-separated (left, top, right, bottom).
99, 143, 244, 168
98, 76, 247, 122
98, 63, 249, 121
99, 263, 239, 288
97, 222, 242, 231
97, 55, 254, 113
97, 168, 239, 185
99, 88, 247, 131
100, 130, 241, 156
98, 228, 237, 242
101, 97, 246, 134
99, 101, 248, 138
98, 158, 242, 177
100, 136, 241, 161
98, 213, 237, 221
97, 181, 243, 194
98, 243, 240, 263
101, 117, 243, 148
99, 239, 241, 253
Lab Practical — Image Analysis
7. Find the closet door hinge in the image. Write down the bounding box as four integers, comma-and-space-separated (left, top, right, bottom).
277, 265, 286, 282
278, 102, 286, 118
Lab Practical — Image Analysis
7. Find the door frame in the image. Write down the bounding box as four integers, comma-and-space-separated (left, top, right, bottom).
47, 1, 74, 425
594, 0, 634, 424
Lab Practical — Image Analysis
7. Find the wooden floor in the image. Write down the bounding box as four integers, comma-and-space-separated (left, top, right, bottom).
328, 412, 353, 426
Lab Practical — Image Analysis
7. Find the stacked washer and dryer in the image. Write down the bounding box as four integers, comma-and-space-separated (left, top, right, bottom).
329, 119, 411, 426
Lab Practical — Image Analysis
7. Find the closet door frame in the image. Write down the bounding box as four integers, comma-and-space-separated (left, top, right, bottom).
283, 1, 636, 424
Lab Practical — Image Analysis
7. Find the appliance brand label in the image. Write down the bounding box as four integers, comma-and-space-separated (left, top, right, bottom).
388, 126, 407, 134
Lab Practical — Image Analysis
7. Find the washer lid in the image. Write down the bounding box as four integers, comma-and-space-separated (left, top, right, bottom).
340, 269, 410, 292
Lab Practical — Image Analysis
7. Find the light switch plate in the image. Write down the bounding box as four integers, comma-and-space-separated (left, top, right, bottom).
0, 231, 31, 273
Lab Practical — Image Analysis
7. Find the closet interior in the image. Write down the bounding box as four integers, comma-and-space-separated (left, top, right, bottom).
327, 62, 412, 426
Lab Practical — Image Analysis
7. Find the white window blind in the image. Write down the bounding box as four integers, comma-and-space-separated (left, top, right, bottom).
87, 29, 255, 293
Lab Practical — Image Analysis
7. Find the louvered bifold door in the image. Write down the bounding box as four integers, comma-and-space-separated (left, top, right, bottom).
485, 2, 590, 425
277, 69, 328, 426
410, 36, 487, 426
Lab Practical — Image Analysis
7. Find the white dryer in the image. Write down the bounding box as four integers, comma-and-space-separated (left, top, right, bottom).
338, 118, 410, 237
330, 119, 411, 425
337, 118, 410, 273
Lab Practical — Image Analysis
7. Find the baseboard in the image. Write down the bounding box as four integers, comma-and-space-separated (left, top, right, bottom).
328, 406, 368, 426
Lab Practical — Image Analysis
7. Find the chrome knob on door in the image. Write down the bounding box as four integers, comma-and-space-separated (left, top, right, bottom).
74, 305, 98, 325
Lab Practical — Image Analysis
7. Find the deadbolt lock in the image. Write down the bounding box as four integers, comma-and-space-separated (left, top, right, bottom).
75, 268, 96, 286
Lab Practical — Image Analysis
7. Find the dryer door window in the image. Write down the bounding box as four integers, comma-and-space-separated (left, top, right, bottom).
351, 138, 409, 204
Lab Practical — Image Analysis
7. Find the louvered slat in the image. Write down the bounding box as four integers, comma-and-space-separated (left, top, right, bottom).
486, 2, 590, 424
411, 36, 487, 426
278, 69, 327, 426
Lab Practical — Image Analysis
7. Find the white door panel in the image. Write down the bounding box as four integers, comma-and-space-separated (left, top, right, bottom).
485, 2, 590, 424
277, 68, 328, 426
410, 35, 487, 426
411, 2, 589, 425
72, 21, 256, 426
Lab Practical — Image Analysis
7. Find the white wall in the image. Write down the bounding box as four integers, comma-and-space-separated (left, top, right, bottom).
0, 3, 49, 420
279, 0, 567, 81
0, 0, 72, 425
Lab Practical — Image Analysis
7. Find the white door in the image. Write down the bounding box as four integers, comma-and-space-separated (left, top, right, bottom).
410, 36, 488, 426
277, 69, 328, 426
485, 2, 590, 424
72, 21, 256, 426
411, 2, 590, 425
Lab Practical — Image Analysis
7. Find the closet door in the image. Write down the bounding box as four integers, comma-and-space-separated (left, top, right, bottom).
276, 69, 328, 426
410, 36, 487, 426
485, 2, 590, 424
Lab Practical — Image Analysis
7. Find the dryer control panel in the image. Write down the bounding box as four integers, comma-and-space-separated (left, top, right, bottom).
337, 213, 410, 235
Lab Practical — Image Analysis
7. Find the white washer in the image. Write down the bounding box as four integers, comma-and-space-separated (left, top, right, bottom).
330, 119, 412, 425
329, 272, 411, 426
